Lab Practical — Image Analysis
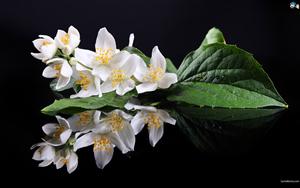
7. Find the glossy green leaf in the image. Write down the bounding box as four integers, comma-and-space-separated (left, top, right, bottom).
200, 27, 226, 47
41, 92, 136, 116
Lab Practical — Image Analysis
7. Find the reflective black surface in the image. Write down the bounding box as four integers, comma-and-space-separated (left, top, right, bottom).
1, 0, 299, 186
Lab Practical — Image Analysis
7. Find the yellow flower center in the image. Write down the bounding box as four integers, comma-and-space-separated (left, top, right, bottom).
145, 65, 164, 82
95, 48, 113, 64
145, 113, 161, 128
53, 126, 65, 139
111, 69, 126, 87
42, 40, 52, 46
62, 158, 69, 165
93, 136, 112, 152
76, 72, 91, 90
53, 64, 62, 78
107, 112, 124, 132
78, 111, 91, 126
61, 33, 70, 45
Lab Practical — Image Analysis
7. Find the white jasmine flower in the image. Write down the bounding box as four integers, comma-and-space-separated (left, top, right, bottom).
42, 58, 73, 90
74, 109, 135, 169
134, 46, 178, 93
42, 116, 72, 146
101, 54, 141, 96
74, 27, 131, 80
31, 142, 56, 167
55, 26, 80, 55
70, 70, 102, 98
68, 110, 101, 133
126, 102, 176, 147
31, 35, 57, 62
54, 148, 78, 174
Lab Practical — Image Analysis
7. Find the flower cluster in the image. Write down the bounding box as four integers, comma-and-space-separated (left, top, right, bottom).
31, 26, 177, 173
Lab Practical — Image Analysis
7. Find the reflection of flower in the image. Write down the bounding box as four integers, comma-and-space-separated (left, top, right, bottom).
74, 109, 135, 169
125, 102, 176, 146
31, 142, 56, 167
135, 46, 178, 93
54, 148, 78, 174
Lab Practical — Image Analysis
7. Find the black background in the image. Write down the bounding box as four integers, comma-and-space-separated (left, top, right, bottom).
1, 0, 299, 186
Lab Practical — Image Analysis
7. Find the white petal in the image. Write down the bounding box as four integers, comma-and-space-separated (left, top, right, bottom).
67, 114, 82, 132
60, 129, 72, 144
109, 50, 131, 68
70, 87, 98, 98
148, 124, 164, 147
101, 80, 116, 93
116, 79, 135, 96
113, 109, 132, 120
40, 44, 57, 59
131, 112, 146, 135
120, 54, 139, 76
69, 34, 80, 52
42, 66, 57, 78
39, 160, 53, 167
55, 30, 67, 49
133, 59, 148, 82
95, 27, 116, 50
93, 111, 101, 125
60, 61, 73, 77
128, 33, 134, 47
94, 76, 102, 97
150, 46, 166, 71
158, 73, 177, 89
92, 65, 112, 81
94, 145, 114, 169
115, 122, 135, 151
124, 101, 157, 112
42, 123, 58, 136
32, 38, 44, 51
55, 157, 65, 169
56, 116, 70, 128
31, 52, 44, 61
109, 133, 129, 154
74, 132, 95, 151
68, 26, 80, 37
56, 76, 71, 90
157, 110, 176, 125
136, 83, 158, 93
74, 48, 95, 68
67, 151, 78, 174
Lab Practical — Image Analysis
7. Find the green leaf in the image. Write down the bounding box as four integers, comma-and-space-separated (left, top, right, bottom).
166, 58, 177, 73
167, 82, 287, 108
41, 92, 136, 116
177, 27, 225, 76
123, 46, 150, 63
174, 42, 287, 108
200, 27, 226, 48
124, 46, 178, 73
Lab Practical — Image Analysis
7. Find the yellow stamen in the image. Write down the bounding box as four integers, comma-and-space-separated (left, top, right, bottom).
76, 72, 91, 90
145, 65, 164, 82
53, 126, 65, 139
93, 136, 112, 152
145, 113, 161, 128
62, 159, 68, 165
42, 40, 52, 46
77, 111, 91, 126
111, 69, 126, 87
95, 48, 113, 64
61, 33, 70, 45
107, 112, 124, 132
53, 64, 62, 78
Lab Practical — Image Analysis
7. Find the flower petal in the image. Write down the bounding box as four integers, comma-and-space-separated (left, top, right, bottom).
94, 145, 114, 169
109, 133, 129, 154
148, 124, 164, 147
95, 27, 116, 50
74, 132, 96, 151
68, 26, 80, 37
109, 50, 131, 68
42, 66, 57, 78
158, 73, 177, 89
31, 52, 44, 61
136, 83, 158, 93
116, 79, 135, 96
67, 151, 78, 174
131, 112, 146, 135
56, 116, 70, 128
60, 61, 73, 77
42, 123, 58, 136
157, 110, 176, 125
133, 60, 147, 82
60, 129, 72, 144
120, 54, 140, 76
92, 65, 112, 81
74, 48, 95, 68
38, 160, 53, 167
101, 80, 116, 93
115, 122, 135, 151
150, 46, 166, 71
56, 76, 71, 90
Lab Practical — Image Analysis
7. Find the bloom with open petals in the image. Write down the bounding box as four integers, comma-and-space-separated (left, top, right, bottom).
74, 109, 135, 169
42, 116, 72, 146
74, 28, 132, 80
68, 110, 101, 133
31, 35, 57, 62
70, 70, 102, 98
55, 26, 80, 55
126, 102, 176, 147
31, 142, 56, 167
54, 148, 78, 174
42, 58, 73, 90
134, 46, 178, 93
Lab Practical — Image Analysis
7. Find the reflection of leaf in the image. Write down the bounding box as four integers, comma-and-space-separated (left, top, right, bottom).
172, 108, 283, 153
